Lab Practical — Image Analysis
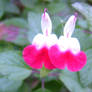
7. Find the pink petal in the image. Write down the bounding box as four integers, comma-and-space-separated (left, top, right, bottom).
49, 45, 66, 69
23, 45, 55, 69
66, 51, 87, 72
49, 45, 87, 72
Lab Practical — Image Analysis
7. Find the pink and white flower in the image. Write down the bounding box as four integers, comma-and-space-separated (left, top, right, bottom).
23, 9, 58, 70
49, 14, 87, 72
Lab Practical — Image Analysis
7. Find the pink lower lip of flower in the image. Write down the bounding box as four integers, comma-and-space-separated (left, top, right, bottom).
23, 45, 56, 70
49, 45, 87, 72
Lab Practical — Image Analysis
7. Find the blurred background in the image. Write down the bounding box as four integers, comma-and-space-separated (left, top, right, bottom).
0, 0, 92, 92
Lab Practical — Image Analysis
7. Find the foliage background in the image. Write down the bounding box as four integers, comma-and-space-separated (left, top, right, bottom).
0, 0, 92, 92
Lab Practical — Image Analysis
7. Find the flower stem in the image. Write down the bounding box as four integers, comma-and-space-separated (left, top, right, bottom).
42, 78, 45, 92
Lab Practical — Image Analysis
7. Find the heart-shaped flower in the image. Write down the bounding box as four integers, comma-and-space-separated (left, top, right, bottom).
49, 13, 87, 72
23, 9, 58, 70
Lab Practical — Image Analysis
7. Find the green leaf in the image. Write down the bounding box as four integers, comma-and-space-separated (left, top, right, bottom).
72, 2, 91, 18
21, 0, 67, 15
0, 0, 6, 11
0, 10, 4, 19
5, 2, 20, 14
0, 22, 29, 46
0, 0, 20, 14
79, 49, 92, 87
88, 0, 92, 3
0, 41, 15, 51
18, 83, 30, 92
33, 88, 51, 92
28, 12, 41, 43
60, 69, 92, 92
3, 18, 28, 29
0, 77, 22, 92
45, 80, 62, 92
47, 2, 67, 15
72, 2, 92, 31
20, 0, 36, 9
51, 16, 63, 37
59, 70, 84, 92
9, 28, 29, 46
77, 18, 88, 29
73, 28, 92, 51
0, 51, 31, 80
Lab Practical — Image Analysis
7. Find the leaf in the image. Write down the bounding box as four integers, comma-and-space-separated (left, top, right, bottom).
21, 0, 67, 15
59, 70, 84, 92
20, 0, 36, 9
0, 77, 22, 92
33, 88, 51, 92
73, 28, 92, 51
0, 0, 6, 11
72, 2, 91, 18
77, 18, 88, 29
0, 41, 15, 52
60, 67, 92, 92
28, 12, 41, 43
79, 49, 92, 87
0, 10, 4, 19
0, 23, 29, 46
2, 18, 29, 46
72, 2, 92, 31
45, 80, 62, 92
0, 51, 31, 80
0, 0, 20, 14
70, 0, 86, 3
47, 2, 67, 15
9, 28, 29, 46
18, 83, 30, 92
88, 0, 92, 3
5, 2, 20, 14
51, 16, 63, 37
3, 18, 28, 29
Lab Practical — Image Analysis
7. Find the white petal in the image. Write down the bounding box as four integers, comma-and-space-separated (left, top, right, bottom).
32, 34, 58, 49
32, 34, 46, 49
41, 12, 52, 36
58, 36, 80, 54
64, 15, 77, 38
46, 34, 58, 48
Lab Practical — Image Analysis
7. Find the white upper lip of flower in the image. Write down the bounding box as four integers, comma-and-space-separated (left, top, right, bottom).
58, 14, 80, 54
32, 10, 58, 49
41, 12, 52, 36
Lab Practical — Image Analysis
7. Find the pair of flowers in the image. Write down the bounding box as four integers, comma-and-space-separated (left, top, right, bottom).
23, 9, 87, 72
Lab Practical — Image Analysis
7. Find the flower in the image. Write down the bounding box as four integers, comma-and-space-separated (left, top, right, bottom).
23, 9, 58, 70
49, 13, 87, 72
